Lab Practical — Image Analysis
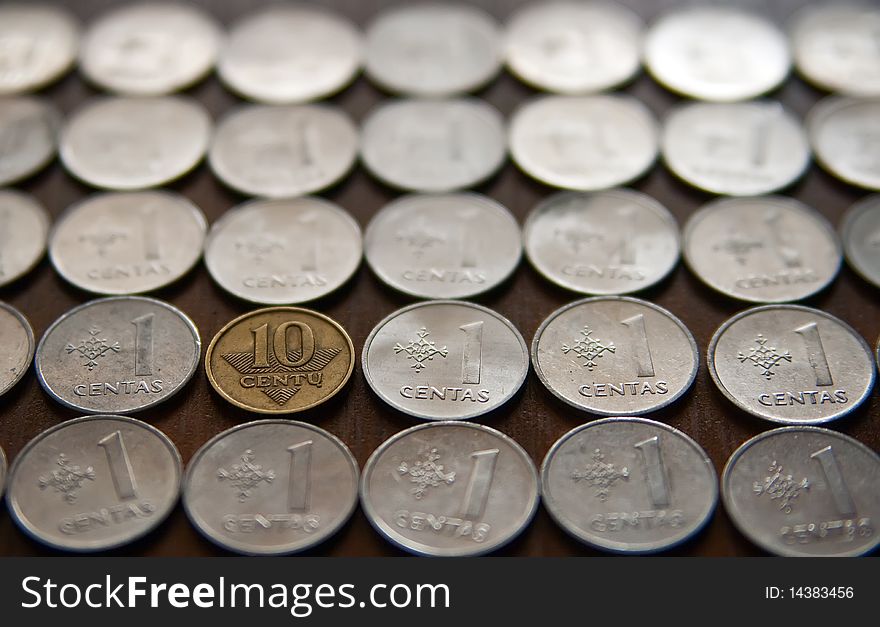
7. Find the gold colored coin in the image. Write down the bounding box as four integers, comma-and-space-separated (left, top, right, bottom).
205, 307, 355, 414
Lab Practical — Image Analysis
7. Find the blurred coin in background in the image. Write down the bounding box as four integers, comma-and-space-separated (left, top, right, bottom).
0, 97, 59, 186
840, 194, 880, 289
0, 301, 34, 397
0, 189, 50, 287
808, 95, 880, 191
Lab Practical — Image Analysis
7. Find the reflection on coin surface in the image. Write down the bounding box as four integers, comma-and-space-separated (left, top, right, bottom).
0, 301, 34, 397
209, 105, 358, 198
509, 95, 658, 190
708, 305, 875, 425
365, 3, 501, 96
362, 301, 528, 421
184, 420, 359, 555
360, 98, 506, 192
662, 101, 810, 196
60, 96, 211, 190
365, 193, 520, 299
790, 3, 880, 98
6, 415, 181, 552
808, 96, 880, 191
36, 296, 201, 414
723, 426, 880, 556
0, 190, 50, 287
205, 307, 354, 415
524, 189, 679, 295
505, 0, 642, 94
533, 297, 698, 416
79, 2, 221, 95
683, 197, 840, 303
840, 195, 880, 289
0, 97, 59, 185
204, 198, 361, 305
543, 417, 717, 553
0, 4, 79, 95
361, 421, 539, 556
49, 191, 206, 295
219, 5, 362, 104
644, 6, 790, 102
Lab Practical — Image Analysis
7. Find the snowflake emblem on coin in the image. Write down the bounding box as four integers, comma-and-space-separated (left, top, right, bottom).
398, 448, 456, 499
396, 226, 445, 258
713, 234, 763, 265
737, 334, 792, 380
235, 236, 284, 263
562, 326, 615, 371
571, 449, 629, 501
753, 461, 810, 514
394, 328, 448, 373
79, 230, 127, 256
38, 454, 96, 504
66, 327, 121, 371
217, 450, 276, 502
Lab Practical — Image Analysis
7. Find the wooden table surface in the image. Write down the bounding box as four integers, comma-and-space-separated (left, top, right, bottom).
1, 0, 877, 556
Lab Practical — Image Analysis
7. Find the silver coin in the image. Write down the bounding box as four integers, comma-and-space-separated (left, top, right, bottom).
723, 426, 880, 557
204, 197, 361, 305
209, 104, 358, 198
0, 3, 79, 95
504, 0, 643, 94
362, 301, 528, 421
6, 414, 181, 552
789, 3, 880, 98
79, 2, 222, 96
662, 101, 810, 196
365, 3, 501, 96
49, 191, 207, 295
0, 444, 6, 501
532, 297, 698, 416
808, 96, 880, 191
708, 305, 875, 425
840, 195, 880, 289
0, 301, 34, 397
35, 296, 201, 414
509, 94, 658, 190
542, 417, 717, 553
360, 421, 539, 556
184, 420, 359, 555
0, 189, 50, 287
60, 96, 211, 190
364, 193, 521, 299
0, 97, 59, 186
644, 6, 790, 102
683, 197, 841, 303
219, 5, 362, 104
523, 189, 679, 295
360, 98, 506, 192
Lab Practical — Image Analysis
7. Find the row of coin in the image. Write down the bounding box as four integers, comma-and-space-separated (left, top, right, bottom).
3, 92, 880, 195
1, 297, 878, 426
0, 414, 877, 557
2, 3, 879, 101
3, 188, 880, 304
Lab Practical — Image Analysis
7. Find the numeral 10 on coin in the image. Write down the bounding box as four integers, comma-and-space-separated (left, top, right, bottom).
252, 322, 315, 367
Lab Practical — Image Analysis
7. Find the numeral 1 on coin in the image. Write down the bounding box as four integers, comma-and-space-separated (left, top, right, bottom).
459, 321, 484, 384
810, 445, 856, 517
795, 322, 833, 387
287, 440, 313, 512
634, 436, 670, 508
98, 431, 138, 501
621, 313, 656, 378
460, 448, 499, 519
132, 314, 154, 377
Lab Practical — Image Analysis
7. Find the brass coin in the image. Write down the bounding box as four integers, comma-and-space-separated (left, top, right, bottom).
205, 307, 355, 414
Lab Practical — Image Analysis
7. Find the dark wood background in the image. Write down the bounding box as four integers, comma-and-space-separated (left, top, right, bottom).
1, 0, 877, 556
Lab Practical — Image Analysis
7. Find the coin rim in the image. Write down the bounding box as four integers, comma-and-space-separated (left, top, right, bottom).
541, 416, 718, 553
721, 425, 880, 557
362, 300, 529, 421
59, 95, 213, 190
840, 194, 880, 289
359, 97, 508, 193
0, 300, 35, 397
363, 192, 522, 299
5, 414, 183, 552
0, 97, 61, 186
48, 189, 208, 295
807, 95, 880, 191
682, 196, 842, 303
203, 196, 363, 305
34, 295, 202, 414
0, 444, 6, 501
523, 188, 680, 294
183, 418, 360, 555
360, 420, 540, 556
707, 304, 876, 424
204, 306, 355, 414
531, 296, 699, 416
0, 189, 51, 287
